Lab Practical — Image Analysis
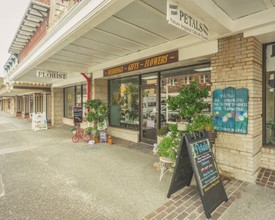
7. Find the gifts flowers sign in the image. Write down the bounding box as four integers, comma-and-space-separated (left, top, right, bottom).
212, 87, 248, 134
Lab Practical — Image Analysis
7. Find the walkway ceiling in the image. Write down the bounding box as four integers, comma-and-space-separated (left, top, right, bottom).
7, 0, 275, 87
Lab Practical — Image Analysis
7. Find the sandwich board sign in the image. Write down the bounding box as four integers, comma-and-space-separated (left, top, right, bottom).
32, 112, 48, 131
168, 131, 228, 218
73, 106, 83, 124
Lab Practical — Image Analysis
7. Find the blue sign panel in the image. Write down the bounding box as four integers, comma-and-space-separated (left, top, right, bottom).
212, 87, 248, 134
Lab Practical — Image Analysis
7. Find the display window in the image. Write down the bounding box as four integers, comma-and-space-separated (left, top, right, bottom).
108, 63, 211, 133
160, 64, 211, 126
109, 76, 139, 129
64, 85, 86, 119
264, 43, 275, 146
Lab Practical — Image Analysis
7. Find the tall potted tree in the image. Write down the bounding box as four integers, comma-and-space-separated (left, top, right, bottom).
166, 81, 209, 131
85, 99, 108, 142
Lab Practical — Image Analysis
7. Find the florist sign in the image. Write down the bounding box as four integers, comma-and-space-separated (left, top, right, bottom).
212, 87, 248, 134
167, 0, 209, 41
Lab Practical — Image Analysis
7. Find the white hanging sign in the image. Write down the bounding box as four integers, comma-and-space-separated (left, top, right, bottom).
36, 70, 67, 79
167, 0, 209, 41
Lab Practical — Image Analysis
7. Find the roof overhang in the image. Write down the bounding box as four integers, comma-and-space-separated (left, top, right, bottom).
8, 0, 50, 55
5, 0, 275, 88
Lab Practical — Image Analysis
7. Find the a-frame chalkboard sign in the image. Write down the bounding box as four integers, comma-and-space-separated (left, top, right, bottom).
167, 135, 193, 198
167, 131, 228, 218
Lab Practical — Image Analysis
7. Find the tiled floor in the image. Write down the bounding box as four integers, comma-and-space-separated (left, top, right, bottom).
256, 167, 275, 189
142, 179, 248, 220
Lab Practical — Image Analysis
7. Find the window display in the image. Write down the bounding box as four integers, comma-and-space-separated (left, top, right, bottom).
109, 76, 139, 129
160, 64, 211, 125
265, 44, 275, 146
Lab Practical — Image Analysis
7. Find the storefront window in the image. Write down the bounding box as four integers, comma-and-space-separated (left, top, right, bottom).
265, 44, 275, 146
109, 76, 139, 129
160, 64, 211, 126
82, 85, 87, 118
64, 87, 75, 118
76, 85, 82, 106
64, 85, 87, 119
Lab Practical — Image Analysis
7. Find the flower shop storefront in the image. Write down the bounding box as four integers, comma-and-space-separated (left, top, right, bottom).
104, 35, 275, 184
106, 51, 212, 144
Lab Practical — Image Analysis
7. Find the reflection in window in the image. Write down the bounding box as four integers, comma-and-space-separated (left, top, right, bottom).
160, 64, 211, 126
109, 76, 139, 129
265, 44, 275, 146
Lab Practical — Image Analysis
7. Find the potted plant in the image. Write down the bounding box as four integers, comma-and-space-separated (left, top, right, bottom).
85, 99, 108, 141
84, 126, 94, 135
167, 81, 209, 131
157, 125, 169, 144
157, 124, 183, 162
187, 114, 217, 143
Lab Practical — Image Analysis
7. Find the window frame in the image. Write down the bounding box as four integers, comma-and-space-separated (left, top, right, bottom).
263, 42, 275, 146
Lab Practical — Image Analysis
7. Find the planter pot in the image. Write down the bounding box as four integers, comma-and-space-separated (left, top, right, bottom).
177, 121, 189, 131
207, 131, 217, 143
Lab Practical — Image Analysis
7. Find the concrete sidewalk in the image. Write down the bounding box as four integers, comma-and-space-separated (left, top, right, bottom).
1, 111, 275, 220
0, 112, 172, 219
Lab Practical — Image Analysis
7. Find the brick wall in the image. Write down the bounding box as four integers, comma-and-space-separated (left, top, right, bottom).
93, 78, 108, 102
52, 88, 63, 126
211, 34, 263, 182
18, 0, 50, 61
261, 148, 275, 170
19, 21, 48, 61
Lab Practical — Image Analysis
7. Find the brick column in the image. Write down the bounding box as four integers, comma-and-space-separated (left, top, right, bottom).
51, 88, 64, 126
211, 34, 262, 182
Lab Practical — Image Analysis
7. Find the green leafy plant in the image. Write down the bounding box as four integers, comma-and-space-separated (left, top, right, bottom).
70, 127, 76, 132
187, 114, 214, 132
167, 81, 209, 121
85, 99, 108, 136
157, 126, 169, 137
84, 126, 94, 134
157, 136, 179, 161
157, 124, 184, 161
188, 114, 217, 142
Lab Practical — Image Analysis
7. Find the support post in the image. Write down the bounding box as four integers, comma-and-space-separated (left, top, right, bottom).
81, 73, 92, 101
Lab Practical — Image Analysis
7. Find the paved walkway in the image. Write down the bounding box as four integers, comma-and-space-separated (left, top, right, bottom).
0, 112, 171, 219
1, 111, 275, 220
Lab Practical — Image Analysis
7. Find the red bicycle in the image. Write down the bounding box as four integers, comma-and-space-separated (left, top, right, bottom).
72, 126, 91, 143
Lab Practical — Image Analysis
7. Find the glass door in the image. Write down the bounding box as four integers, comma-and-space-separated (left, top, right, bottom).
141, 85, 158, 144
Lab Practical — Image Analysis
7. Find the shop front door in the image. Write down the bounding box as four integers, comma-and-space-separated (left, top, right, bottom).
141, 85, 158, 144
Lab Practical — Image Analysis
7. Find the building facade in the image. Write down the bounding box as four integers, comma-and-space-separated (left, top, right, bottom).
1, 0, 275, 183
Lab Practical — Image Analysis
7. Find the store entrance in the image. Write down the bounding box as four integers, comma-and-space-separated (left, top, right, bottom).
140, 85, 158, 144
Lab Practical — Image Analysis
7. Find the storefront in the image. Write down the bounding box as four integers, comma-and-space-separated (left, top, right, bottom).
63, 84, 87, 125
2, 0, 275, 184
106, 50, 211, 144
